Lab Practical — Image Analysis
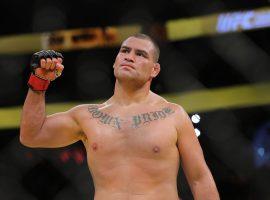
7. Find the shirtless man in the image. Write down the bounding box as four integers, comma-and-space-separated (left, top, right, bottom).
20, 33, 219, 200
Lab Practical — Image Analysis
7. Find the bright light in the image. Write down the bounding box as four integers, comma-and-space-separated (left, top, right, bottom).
195, 128, 201, 137
257, 147, 265, 157
216, 10, 270, 33
191, 114, 201, 123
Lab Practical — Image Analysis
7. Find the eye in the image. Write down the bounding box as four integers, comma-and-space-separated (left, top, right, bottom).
120, 49, 129, 53
136, 52, 146, 57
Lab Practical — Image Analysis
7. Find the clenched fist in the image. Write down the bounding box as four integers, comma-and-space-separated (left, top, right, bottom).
31, 50, 64, 81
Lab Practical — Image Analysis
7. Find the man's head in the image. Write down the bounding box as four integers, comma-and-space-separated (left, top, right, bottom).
113, 33, 161, 87
131, 33, 160, 62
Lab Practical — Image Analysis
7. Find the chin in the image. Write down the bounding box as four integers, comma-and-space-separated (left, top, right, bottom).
116, 74, 135, 82
115, 69, 134, 79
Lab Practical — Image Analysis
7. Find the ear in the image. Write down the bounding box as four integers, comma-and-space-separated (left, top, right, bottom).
151, 63, 161, 78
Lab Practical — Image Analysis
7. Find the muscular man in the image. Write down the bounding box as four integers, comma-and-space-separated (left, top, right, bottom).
20, 33, 219, 200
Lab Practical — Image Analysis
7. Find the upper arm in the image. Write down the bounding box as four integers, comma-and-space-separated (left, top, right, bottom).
26, 106, 83, 148
175, 106, 210, 184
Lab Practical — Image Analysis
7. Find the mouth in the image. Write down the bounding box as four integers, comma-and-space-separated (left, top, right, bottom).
120, 63, 135, 70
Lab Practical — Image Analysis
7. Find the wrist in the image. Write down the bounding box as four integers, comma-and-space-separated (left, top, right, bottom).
28, 73, 50, 91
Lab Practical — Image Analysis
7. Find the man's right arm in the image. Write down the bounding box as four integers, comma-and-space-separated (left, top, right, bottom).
20, 50, 82, 148
20, 89, 82, 148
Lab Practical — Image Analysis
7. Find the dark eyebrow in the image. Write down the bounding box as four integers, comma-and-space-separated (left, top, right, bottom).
136, 49, 149, 57
120, 45, 131, 50
121, 45, 149, 57
120, 45, 149, 58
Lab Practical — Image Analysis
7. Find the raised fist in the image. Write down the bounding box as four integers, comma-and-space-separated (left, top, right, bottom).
31, 50, 64, 81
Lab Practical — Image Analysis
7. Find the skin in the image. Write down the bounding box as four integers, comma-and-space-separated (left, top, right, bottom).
20, 37, 220, 200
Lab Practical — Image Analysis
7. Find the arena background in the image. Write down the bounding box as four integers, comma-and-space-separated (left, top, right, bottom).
0, 0, 270, 199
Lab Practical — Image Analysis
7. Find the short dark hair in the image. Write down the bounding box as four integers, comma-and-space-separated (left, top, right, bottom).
128, 33, 160, 62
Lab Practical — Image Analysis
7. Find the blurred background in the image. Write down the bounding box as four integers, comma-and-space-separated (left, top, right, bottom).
0, 0, 270, 199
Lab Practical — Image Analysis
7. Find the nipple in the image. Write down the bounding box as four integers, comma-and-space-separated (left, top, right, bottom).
91, 143, 98, 151
153, 146, 160, 153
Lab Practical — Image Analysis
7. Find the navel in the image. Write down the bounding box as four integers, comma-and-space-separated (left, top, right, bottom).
152, 146, 160, 153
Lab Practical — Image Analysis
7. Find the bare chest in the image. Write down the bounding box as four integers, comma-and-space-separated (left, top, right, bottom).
81, 105, 178, 157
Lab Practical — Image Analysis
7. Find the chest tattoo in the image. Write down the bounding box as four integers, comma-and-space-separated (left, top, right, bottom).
132, 107, 175, 128
88, 105, 121, 129
87, 105, 175, 129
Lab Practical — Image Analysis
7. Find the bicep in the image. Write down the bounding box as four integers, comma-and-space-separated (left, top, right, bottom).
33, 110, 82, 148
177, 109, 209, 183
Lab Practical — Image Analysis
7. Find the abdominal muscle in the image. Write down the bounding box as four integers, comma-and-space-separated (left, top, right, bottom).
88, 154, 180, 200
94, 184, 179, 200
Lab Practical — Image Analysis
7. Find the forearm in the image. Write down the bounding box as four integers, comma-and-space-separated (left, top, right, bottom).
191, 173, 220, 200
20, 89, 46, 143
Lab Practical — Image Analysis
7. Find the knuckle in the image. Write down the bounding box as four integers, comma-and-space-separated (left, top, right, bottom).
30, 50, 64, 75
46, 58, 52, 63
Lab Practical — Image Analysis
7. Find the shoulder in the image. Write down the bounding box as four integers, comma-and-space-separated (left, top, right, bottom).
165, 102, 187, 119
169, 103, 194, 136
150, 92, 190, 120
168, 102, 186, 115
152, 93, 184, 113
159, 101, 191, 130
67, 103, 106, 116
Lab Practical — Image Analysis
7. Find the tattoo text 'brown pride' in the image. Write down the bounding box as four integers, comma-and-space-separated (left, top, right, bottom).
88, 105, 121, 129
131, 107, 175, 128
87, 105, 175, 129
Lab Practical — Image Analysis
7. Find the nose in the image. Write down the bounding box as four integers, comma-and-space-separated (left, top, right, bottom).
124, 52, 135, 63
